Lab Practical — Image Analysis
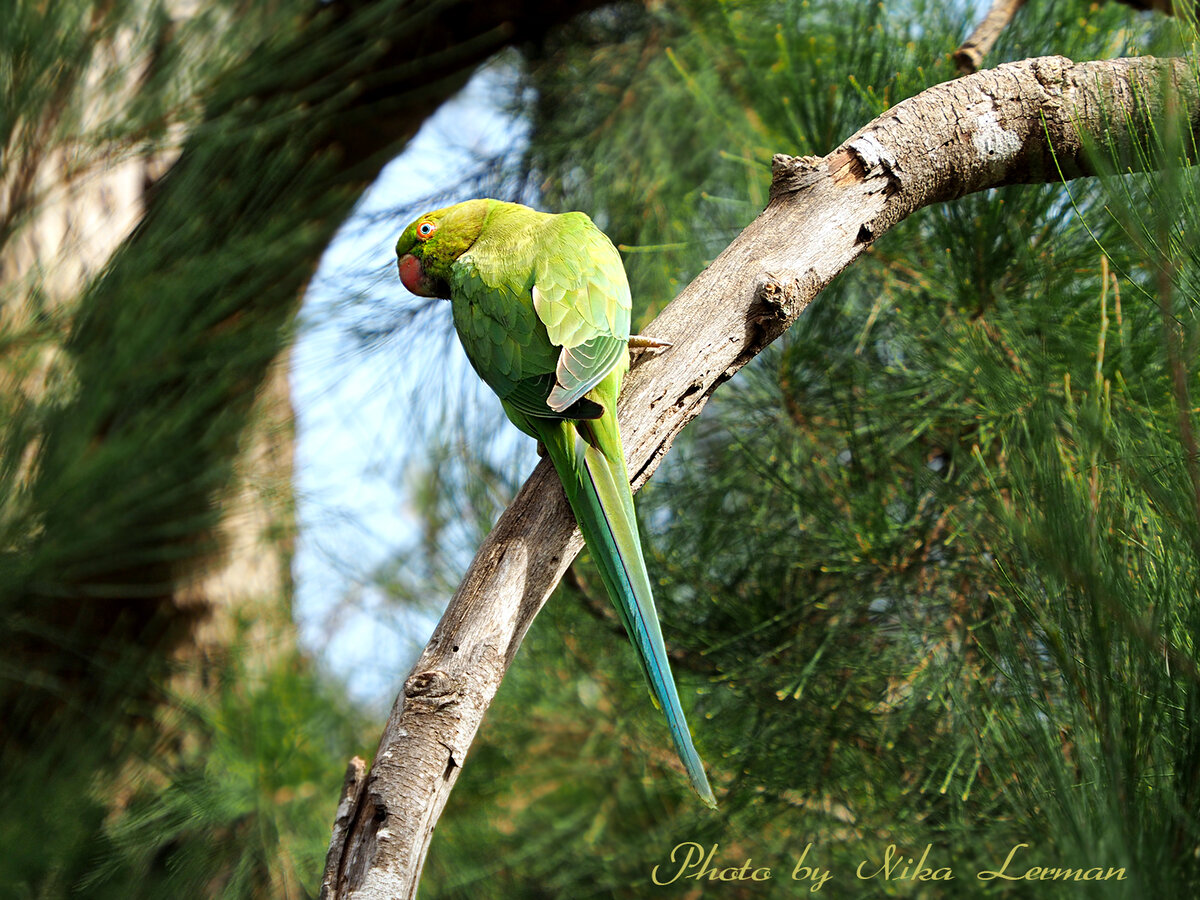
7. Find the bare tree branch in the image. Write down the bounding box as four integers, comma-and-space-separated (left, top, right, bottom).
322, 54, 1200, 900
955, 0, 1193, 76
954, 0, 1027, 74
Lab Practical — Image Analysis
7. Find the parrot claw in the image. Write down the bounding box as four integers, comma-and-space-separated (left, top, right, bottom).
628, 334, 673, 351
536, 440, 548, 458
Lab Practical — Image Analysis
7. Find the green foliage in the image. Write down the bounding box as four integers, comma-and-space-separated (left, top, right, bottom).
402, 1, 1200, 897
1, 644, 371, 900
79, 649, 371, 900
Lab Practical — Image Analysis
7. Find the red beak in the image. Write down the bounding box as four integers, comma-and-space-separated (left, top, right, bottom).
398, 253, 435, 297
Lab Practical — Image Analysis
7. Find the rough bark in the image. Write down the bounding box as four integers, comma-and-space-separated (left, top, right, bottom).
322, 54, 1200, 899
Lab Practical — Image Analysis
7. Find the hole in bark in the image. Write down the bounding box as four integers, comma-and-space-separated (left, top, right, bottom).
676, 382, 703, 409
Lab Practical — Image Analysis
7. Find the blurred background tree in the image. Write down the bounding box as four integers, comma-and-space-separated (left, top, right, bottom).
4, 0, 1199, 897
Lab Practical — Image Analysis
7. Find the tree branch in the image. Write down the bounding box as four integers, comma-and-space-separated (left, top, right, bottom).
954, 0, 1027, 74
322, 54, 1200, 899
955, 1, 1196, 76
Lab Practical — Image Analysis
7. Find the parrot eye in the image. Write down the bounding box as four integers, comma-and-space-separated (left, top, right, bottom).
417, 221, 437, 240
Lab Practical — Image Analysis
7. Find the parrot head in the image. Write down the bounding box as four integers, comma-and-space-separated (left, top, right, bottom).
395, 199, 490, 298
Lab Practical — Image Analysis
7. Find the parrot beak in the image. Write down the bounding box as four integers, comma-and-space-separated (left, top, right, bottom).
397, 253, 438, 298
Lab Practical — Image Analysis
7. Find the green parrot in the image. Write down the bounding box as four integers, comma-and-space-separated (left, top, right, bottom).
395, 198, 716, 808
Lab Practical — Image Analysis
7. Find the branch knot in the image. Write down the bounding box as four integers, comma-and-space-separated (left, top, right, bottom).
770, 153, 825, 199
404, 669, 462, 709
752, 272, 817, 326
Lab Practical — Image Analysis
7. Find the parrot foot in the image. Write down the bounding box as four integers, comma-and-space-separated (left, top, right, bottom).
628, 334, 673, 351
629, 334, 673, 371
536, 440, 548, 458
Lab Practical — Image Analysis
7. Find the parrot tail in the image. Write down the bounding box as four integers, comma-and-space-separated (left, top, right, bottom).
536, 415, 717, 809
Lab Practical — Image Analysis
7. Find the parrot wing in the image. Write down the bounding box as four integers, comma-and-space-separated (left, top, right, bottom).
503, 372, 605, 421
532, 213, 632, 412
449, 254, 561, 408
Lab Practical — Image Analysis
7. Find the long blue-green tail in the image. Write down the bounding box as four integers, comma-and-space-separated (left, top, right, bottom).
534, 416, 717, 808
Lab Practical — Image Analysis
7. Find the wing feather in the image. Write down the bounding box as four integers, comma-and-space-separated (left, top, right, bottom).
532, 213, 632, 413
546, 334, 625, 412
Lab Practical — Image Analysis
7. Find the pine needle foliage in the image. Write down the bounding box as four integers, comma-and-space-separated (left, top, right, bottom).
404, 2, 1200, 897
79, 646, 370, 900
